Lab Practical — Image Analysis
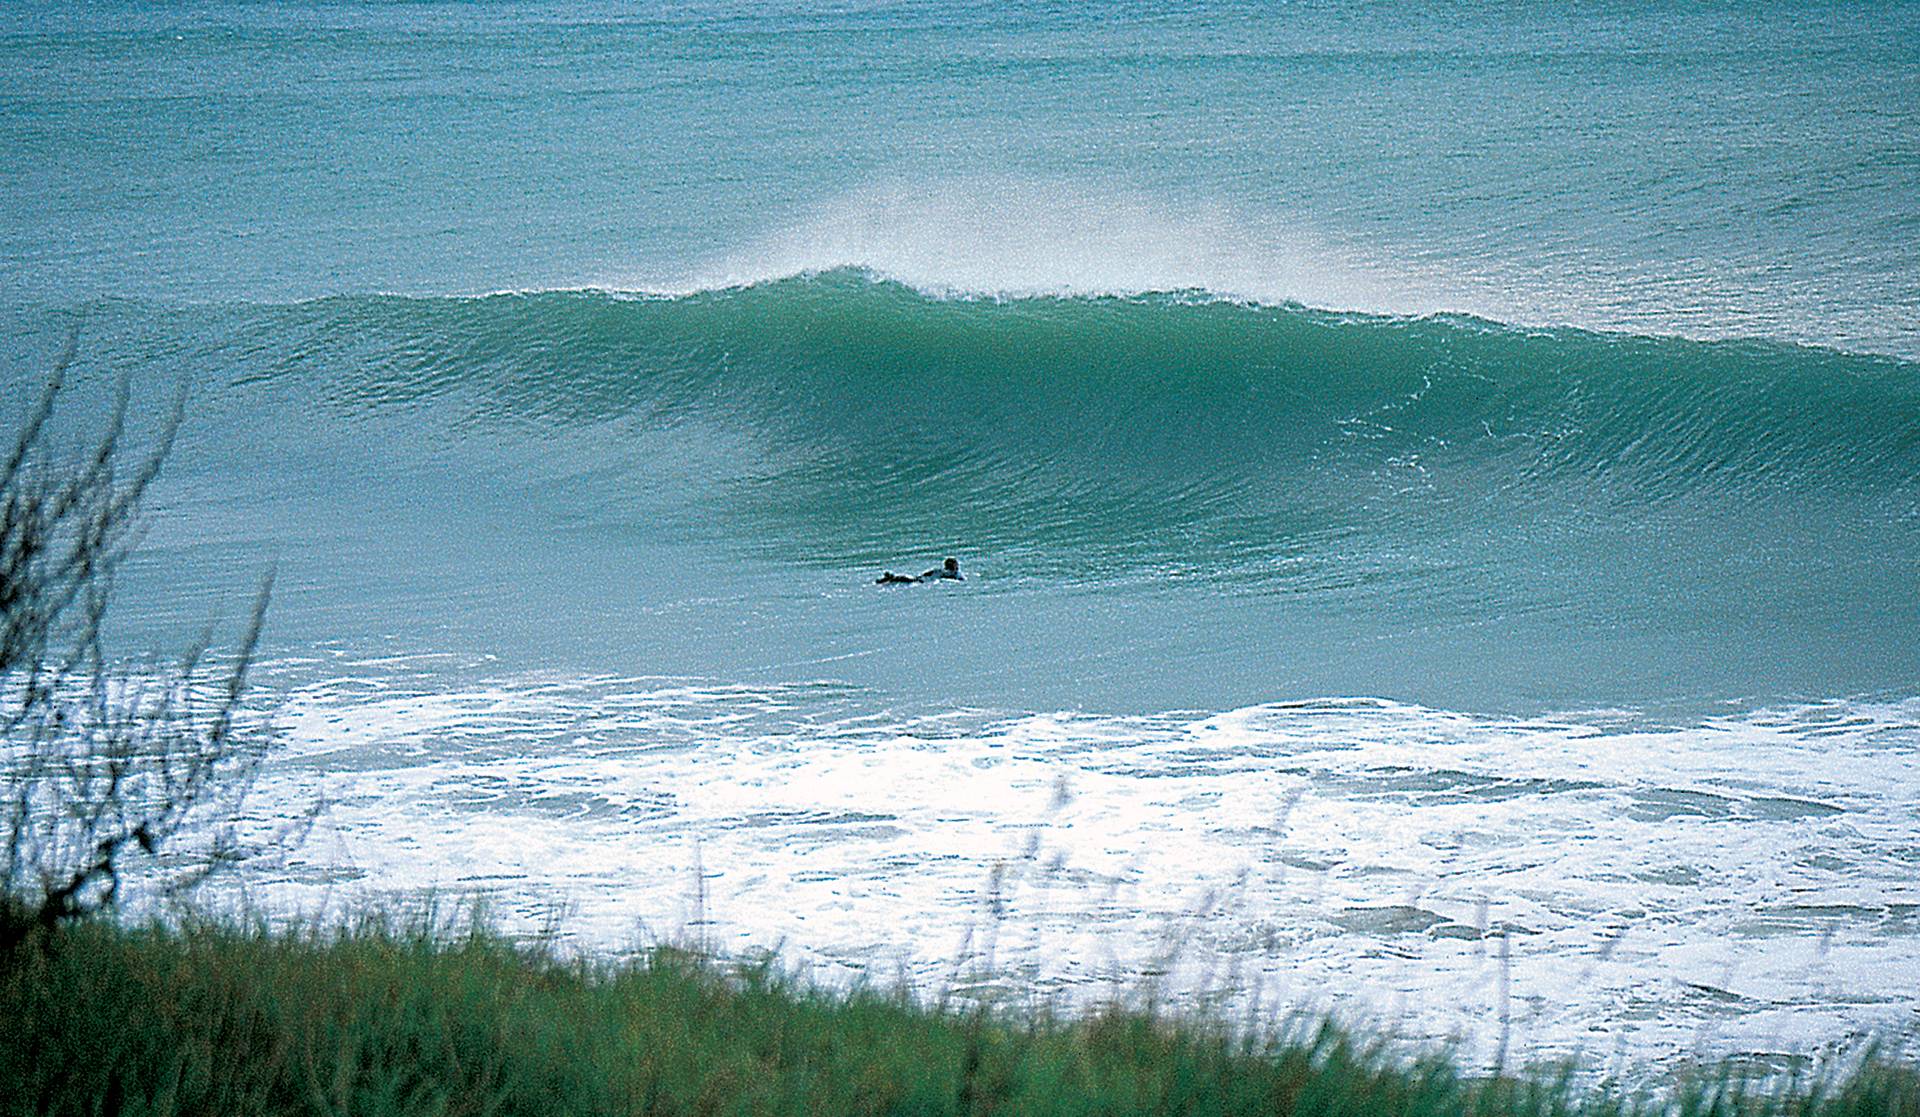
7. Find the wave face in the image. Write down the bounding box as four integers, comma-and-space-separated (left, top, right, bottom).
283, 273, 1920, 548
14, 273, 1919, 713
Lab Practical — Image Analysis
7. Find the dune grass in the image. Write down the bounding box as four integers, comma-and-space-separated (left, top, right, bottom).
0, 911, 1914, 1117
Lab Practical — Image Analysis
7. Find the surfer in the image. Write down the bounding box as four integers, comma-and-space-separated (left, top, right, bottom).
875, 557, 963, 585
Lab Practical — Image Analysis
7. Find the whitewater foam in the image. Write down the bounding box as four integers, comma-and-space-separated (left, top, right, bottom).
227, 655, 1920, 1074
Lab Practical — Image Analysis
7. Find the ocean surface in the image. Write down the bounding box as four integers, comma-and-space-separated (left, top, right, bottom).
3, 0, 1918, 1071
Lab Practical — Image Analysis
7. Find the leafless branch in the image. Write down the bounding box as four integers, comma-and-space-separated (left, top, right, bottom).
2, 335, 277, 952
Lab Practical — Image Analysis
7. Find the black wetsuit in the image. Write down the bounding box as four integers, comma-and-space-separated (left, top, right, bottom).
876, 563, 963, 584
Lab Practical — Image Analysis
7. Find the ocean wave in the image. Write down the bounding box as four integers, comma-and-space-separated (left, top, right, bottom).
116, 271, 1881, 583
18, 271, 1917, 590
280, 270, 1920, 485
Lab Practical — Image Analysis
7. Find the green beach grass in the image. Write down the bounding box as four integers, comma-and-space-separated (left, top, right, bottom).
2, 910, 1914, 1117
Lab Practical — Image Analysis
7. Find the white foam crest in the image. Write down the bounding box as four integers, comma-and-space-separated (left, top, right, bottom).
570, 178, 1920, 361
664, 178, 1512, 319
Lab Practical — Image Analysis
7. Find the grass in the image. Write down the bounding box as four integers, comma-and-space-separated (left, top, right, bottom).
1, 912, 1916, 1117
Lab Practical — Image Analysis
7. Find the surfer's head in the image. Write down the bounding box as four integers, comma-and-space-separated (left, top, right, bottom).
944, 557, 959, 574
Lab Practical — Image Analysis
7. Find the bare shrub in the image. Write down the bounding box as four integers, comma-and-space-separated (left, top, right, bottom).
2, 334, 275, 951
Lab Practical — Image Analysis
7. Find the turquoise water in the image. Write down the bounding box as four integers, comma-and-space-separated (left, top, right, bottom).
5, 1, 1920, 1066
14, 280, 1918, 713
